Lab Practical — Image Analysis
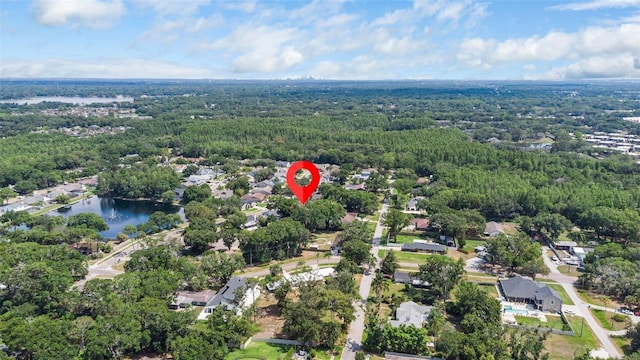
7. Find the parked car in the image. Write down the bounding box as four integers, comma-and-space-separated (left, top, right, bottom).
619, 307, 634, 315
551, 256, 558, 261
634, 311, 640, 316
564, 309, 575, 315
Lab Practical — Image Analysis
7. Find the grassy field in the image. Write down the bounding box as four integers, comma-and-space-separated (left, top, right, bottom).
611, 335, 633, 356
461, 239, 486, 253
378, 249, 429, 264
543, 316, 600, 360
576, 290, 624, 308
557, 265, 580, 276
546, 284, 575, 305
591, 309, 629, 331
477, 283, 498, 297
224, 342, 292, 360
515, 315, 567, 330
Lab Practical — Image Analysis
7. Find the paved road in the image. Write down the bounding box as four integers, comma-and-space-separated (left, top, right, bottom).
341, 201, 388, 360
541, 246, 622, 359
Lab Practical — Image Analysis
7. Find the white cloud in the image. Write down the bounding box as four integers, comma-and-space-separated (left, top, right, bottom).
224, 0, 257, 13
199, 24, 305, 73
549, 0, 640, 11
527, 54, 640, 80
32, 0, 125, 28
458, 23, 640, 67
371, 0, 488, 27
132, 0, 209, 17
0, 58, 221, 78
232, 46, 304, 73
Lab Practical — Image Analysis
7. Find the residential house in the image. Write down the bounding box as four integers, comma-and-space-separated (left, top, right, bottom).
213, 189, 234, 199
389, 301, 432, 328
411, 218, 430, 231
240, 192, 267, 209
393, 271, 430, 288
484, 221, 505, 237
345, 183, 366, 191
401, 242, 447, 254
571, 247, 593, 265
70, 240, 98, 255
499, 275, 562, 312
406, 196, 425, 211
199, 276, 261, 319
266, 267, 335, 291
341, 212, 359, 224
170, 289, 216, 309
0, 202, 32, 214
553, 241, 577, 251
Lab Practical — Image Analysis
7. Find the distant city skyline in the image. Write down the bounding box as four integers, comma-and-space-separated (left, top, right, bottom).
2, 0, 640, 80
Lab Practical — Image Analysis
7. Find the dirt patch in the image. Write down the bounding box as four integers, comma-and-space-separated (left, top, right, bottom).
253, 294, 286, 338
501, 222, 518, 235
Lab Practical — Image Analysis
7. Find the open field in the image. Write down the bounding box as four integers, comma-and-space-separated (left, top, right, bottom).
546, 284, 575, 305
462, 239, 486, 253
477, 283, 498, 297
378, 249, 429, 264
515, 315, 567, 330
543, 316, 600, 360
591, 309, 629, 331
576, 290, 625, 308
611, 336, 633, 356
556, 265, 580, 276
224, 342, 292, 360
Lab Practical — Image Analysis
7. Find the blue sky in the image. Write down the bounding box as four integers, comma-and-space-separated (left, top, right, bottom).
1, 0, 640, 80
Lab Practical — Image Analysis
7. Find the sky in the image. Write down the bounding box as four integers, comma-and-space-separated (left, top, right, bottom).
1, 0, 640, 80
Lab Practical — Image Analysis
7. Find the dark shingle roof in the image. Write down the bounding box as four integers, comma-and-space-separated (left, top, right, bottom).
206, 276, 247, 307
402, 243, 447, 252
499, 275, 561, 302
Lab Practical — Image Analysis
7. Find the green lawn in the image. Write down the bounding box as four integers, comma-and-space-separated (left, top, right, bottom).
477, 283, 498, 297
515, 315, 567, 330
462, 239, 486, 253
611, 335, 633, 356
544, 316, 600, 360
224, 342, 292, 360
378, 249, 429, 264
557, 265, 580, 276
591, 309, 629, 331
546, 284, 575, 305
576, 289, 612, 307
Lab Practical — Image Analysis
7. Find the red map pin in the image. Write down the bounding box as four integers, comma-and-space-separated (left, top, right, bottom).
286, 160, 320, 205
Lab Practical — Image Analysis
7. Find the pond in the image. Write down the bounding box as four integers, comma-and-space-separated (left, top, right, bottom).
50, 195, 184, 239
0, 96, 134, 105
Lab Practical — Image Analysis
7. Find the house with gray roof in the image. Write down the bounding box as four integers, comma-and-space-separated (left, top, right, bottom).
389, 301, 432, 328
198, 276, 261, 319
499, 275, 562, 312
401, 242, 447, 254
484, 221, 505, 237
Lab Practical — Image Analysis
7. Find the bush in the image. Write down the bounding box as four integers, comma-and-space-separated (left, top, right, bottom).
612, 313, 626, 322
355, 351, 366, 360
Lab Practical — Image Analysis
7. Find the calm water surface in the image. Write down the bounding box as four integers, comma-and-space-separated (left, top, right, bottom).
50, 195, 183, 239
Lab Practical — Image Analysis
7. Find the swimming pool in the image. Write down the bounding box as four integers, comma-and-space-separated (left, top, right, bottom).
504, 306, 529, 315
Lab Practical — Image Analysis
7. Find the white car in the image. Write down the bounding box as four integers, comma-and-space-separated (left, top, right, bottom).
564, 309, 575, 315
551, 255, 558, 261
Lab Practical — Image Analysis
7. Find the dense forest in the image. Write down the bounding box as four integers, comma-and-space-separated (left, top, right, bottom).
1, 80, 640, 359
